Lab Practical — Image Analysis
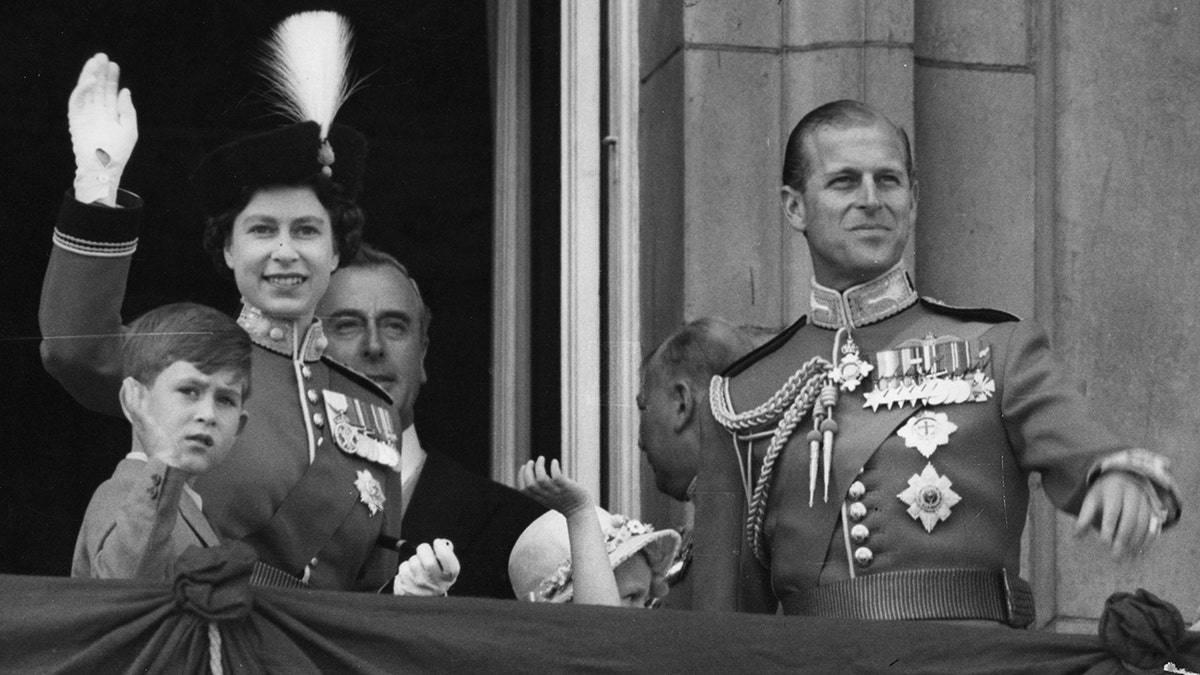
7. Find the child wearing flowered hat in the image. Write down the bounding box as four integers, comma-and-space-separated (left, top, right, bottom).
510, 457, 680, 607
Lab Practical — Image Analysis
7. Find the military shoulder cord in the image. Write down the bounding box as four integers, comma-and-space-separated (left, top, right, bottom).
710, 356, 835, 568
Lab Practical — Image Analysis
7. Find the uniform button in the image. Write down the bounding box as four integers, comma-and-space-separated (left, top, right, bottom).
268, 327, 284, 341
850, 524, 870, 544
847, 480, 866, 500
848, 502, 867, 521
301, 365, 313, 379
309, 557, 319, 567
314, 335, 328, 352
313, 413, 325, 427
307, 389, 320, 404
854, 547, 873, 567
317, 437, 325, 447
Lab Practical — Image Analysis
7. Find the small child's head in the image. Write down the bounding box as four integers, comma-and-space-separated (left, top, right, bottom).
508, 506, 681, 607
123, 303, 252, 473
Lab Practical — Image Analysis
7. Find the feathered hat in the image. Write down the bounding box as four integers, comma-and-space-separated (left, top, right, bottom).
191, 11, 366, 216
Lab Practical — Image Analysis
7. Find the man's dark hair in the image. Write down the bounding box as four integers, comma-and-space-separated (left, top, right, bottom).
781, 99, 916, 192
123, 302, 252, 397
336, 242, 432, 341
644, 317, 757, 389
201, 175, 364, 279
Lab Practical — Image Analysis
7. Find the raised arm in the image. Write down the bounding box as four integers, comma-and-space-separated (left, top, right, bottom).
40, 54, 143, 417
519, 457, 620, 606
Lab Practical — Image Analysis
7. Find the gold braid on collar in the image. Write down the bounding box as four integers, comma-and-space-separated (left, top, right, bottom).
809, 264, 918, 329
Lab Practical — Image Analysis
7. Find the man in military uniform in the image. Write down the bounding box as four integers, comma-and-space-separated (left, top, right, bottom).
637, 317, 758, 609
693, 100, 1181, 625
317, 244, 545, 599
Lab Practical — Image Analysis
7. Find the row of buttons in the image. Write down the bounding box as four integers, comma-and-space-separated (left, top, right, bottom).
846, 479, 872, 567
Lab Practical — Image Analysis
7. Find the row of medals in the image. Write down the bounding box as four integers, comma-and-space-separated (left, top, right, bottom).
323, 391, 399, 518
835, 334, 995, 533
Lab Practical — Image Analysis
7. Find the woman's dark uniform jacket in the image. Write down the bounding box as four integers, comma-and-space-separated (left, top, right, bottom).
696, 271, 1180, 623
40, 190, 403, 592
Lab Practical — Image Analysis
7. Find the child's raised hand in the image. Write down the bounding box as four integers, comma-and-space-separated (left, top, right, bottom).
393, 539, 459, 596
518, 456, 594, 516
119, 377, 182, 469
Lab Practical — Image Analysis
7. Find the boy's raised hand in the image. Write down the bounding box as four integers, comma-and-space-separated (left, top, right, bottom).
69, 53, 138, 205
518, 456, 593, 516
119, 377, 182, 470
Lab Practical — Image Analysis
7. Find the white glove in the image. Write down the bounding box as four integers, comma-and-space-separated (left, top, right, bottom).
69, 53, 138, 206
393, 539, 460, 596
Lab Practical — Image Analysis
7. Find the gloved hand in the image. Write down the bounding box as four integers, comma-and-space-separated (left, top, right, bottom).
69, 53, 138, 206
393, 539, 459, 596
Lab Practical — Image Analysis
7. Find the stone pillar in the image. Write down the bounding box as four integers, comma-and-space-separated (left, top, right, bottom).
915, 0, 1200, 631
1050, 1, 1200, 633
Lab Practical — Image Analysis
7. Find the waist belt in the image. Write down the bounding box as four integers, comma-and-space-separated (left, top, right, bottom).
782, 568, 1034, 628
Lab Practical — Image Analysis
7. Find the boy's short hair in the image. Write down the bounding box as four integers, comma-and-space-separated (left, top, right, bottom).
123, 303, 252, 397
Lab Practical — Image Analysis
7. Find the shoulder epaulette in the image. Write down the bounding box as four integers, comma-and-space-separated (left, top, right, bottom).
919, 296, 1020, 323
322, 355, 395, 407
721, 315, 808, 378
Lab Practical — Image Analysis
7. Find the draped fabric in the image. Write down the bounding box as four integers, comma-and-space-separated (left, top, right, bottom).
2, 545, 1197, 674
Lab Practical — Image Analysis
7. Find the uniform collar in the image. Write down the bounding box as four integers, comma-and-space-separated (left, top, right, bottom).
236, 302, 328, 362
809, 263, 918, 329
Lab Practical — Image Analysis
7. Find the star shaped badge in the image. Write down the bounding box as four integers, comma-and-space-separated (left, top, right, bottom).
897, 462, 961, 533
354, 469, 386, 516
896, 409, 957, 458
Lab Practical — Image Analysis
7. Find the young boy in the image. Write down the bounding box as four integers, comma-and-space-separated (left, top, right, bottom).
72, 303, 251, 581
70, 301, 463, 593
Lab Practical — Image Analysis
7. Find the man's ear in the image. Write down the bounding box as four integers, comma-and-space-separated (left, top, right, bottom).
236, 411, 249, 436
419, 338, 429, 385
671, 381, 696, 433
781, 185, 806, 233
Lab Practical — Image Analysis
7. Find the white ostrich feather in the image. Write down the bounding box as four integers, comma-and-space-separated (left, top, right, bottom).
260, 11, 360, 138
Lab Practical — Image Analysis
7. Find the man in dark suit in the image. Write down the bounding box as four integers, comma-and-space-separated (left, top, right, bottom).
317, 243, 544, 599
637, 317, 758, 609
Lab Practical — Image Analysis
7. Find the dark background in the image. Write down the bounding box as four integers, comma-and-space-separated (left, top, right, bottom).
0, 1, 513, 575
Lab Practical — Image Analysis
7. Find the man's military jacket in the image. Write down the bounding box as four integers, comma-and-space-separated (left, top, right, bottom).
703, 268, 1179, 615
42, 191, 403, 591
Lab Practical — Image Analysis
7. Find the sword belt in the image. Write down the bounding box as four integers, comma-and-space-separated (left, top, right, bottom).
782, 568, 1034, 628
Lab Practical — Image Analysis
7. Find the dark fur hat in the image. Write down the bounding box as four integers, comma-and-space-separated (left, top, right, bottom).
190, 120, 366, 217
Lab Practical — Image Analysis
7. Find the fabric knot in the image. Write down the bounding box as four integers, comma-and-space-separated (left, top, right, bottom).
1098, 589, 1188, 669
172, 542, 257, 621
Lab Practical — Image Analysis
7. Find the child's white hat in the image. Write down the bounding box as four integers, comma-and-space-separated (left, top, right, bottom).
508, 505, 681, 603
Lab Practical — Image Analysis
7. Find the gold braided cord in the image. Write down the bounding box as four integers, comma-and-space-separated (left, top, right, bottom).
744, 370, 828, 568
709, 357, 830, 431
208, 622, 223, 675
709, 358, 833, 569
